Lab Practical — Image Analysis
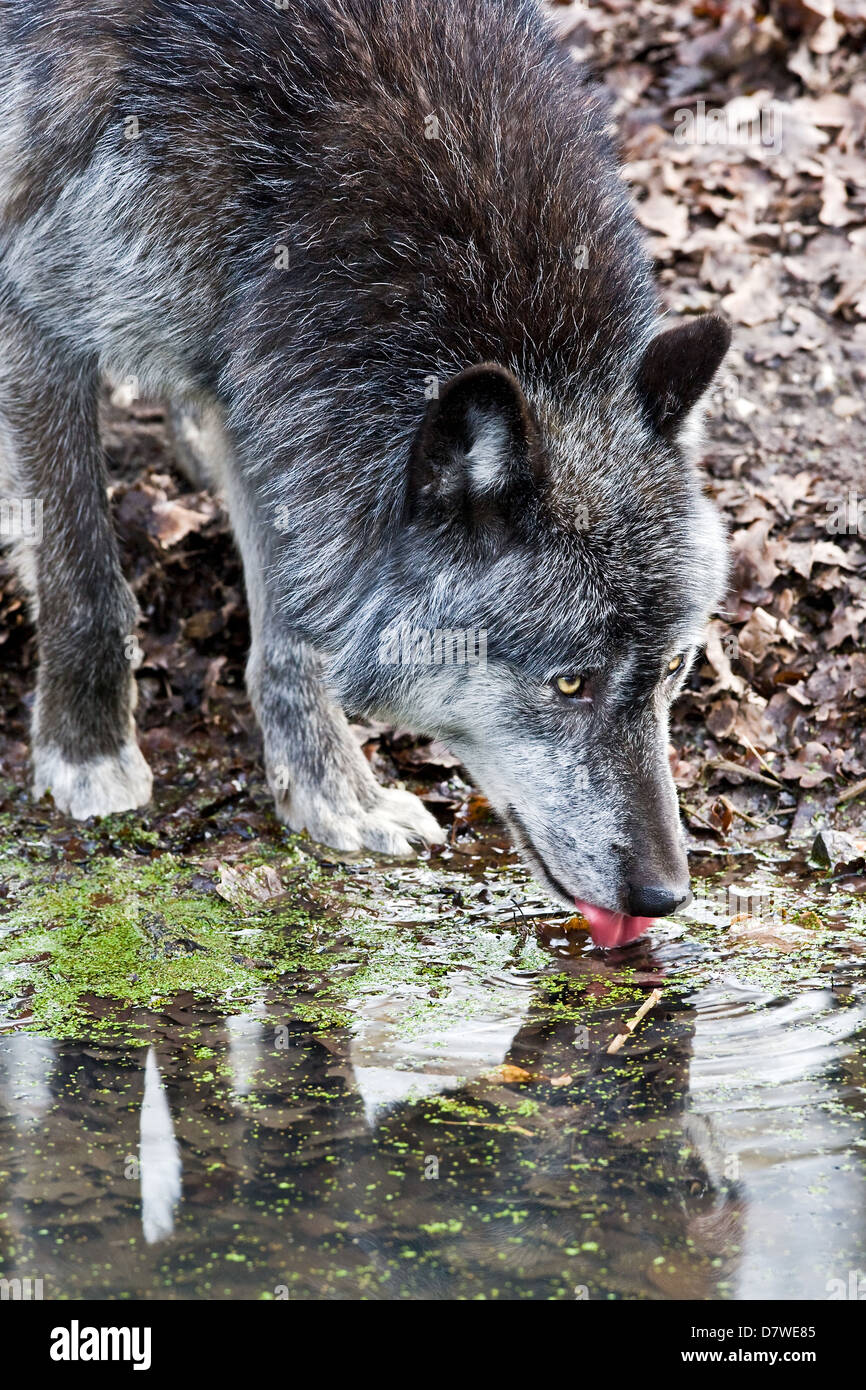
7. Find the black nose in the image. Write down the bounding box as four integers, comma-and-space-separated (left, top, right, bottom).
626, 883, 691, 918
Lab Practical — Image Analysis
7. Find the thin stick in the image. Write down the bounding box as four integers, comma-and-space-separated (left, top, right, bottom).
837, 778, 866, 806
436, 1119, 535, 1138
717, 794, 763, 829
682, 802, 724, 835
607, 989, 663, 1055
707, 758, 782, 790
739, 738, 783, 785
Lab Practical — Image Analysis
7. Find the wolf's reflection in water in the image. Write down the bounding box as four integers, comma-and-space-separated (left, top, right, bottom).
0, 965, 864, 1299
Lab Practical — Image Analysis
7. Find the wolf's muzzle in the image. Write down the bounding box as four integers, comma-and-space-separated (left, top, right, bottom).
626, 882, 691, 918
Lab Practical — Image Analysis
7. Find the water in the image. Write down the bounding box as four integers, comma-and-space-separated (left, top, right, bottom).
1, 836, 864, 1301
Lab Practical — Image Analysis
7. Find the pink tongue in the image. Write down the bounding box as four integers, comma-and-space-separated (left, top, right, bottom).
574, 899, 654, 949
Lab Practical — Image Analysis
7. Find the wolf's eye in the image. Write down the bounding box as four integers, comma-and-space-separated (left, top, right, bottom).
555, 674, 584, 697
666, 654, 685, 677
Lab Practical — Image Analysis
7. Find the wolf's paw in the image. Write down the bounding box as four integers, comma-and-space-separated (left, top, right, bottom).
273, 780, 446, 857
33, 741, 153, 820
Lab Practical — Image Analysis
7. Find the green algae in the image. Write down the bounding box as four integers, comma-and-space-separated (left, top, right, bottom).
0, 841, 347, 1038
2, 794, 865, 1051
0, 822, 551, 1042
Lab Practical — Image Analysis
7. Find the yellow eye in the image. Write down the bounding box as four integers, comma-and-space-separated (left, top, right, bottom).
556, 675, 584, 697
667, 654, 685, 675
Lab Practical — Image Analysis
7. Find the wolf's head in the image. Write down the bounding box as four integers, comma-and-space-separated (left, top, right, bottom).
360, 314, 730, 948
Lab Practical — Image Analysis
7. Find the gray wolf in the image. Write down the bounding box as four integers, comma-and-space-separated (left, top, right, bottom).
0, 0, 730, 947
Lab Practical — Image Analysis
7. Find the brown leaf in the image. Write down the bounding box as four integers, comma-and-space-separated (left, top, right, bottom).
215, 862, 284, 907
483, 1064, 533, 1085
779, 741, 835, 788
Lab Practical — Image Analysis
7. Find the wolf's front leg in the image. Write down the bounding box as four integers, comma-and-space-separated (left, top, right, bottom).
247, 633, 445, 855
172, 398, 444, 856
0, 307, 151, 819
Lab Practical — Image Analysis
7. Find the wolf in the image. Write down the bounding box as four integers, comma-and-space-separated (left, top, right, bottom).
0, 0, 730, 948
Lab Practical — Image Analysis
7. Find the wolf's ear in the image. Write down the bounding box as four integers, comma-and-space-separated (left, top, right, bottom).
407, 363, 542, 527
636, 315, 731, 438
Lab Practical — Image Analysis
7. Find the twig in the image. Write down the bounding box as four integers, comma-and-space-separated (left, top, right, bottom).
436, 1119, 535, 1138
837, 778, 866, 807
682, 802, 724, 835
387, 907, 570, 928
717, 794, 763, 829
607, 989, 663, 1055
707, 758, 782, 789
739, 738, 783, 785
